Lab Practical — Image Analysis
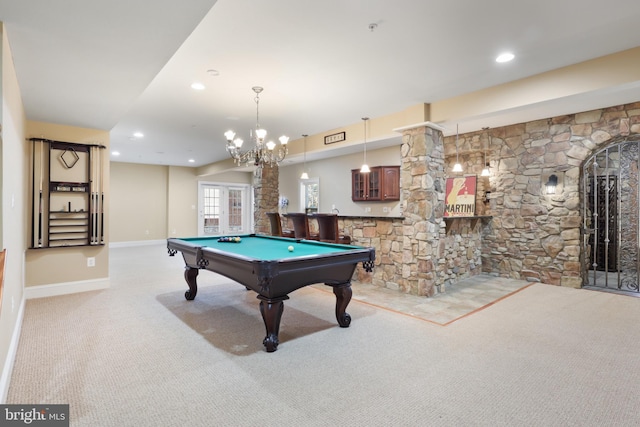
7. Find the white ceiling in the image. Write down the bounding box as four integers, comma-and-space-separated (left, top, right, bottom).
2, 0, 640, 168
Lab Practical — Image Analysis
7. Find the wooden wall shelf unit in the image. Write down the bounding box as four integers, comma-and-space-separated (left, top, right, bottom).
351, 166, 400, 201
29, 138, 106, 248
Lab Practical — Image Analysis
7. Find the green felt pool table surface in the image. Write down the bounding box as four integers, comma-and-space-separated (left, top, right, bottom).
176, 234, 361, 260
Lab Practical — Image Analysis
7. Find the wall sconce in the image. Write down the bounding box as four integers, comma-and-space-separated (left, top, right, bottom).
541, 172, 563, 196
545, 174, 558, 194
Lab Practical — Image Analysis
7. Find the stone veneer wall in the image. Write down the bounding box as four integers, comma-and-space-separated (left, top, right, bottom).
343, 215, 485, 296
253, 165, 279, 234
261, 103, 640, 294
342, 125, 486, 297
446, 102, 640, 287
341, 217, 404, 288
398, 125, 447, 296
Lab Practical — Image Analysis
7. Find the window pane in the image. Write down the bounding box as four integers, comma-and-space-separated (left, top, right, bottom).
203, 187, 220, 234
304, 182, 319, 214
228, 188, 243, 232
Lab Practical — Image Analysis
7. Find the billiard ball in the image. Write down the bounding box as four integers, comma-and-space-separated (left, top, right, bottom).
288, 245, 294, 252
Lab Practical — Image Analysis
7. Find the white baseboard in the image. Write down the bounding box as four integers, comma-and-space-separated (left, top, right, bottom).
24, 278, 110, 300
109, 239, 165, 248
0, 297, 25, 403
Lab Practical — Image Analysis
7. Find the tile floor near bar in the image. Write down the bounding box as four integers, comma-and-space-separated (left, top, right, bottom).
327, 274, 533, 325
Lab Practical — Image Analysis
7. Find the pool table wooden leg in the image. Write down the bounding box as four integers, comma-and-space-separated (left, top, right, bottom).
183, 266, 199, 300
257, 295, 289, 352
332, 283, 352, 327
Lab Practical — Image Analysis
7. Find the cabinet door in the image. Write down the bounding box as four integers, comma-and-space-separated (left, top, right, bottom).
381, 166, 400, 200
367, 167, 381, 200
351, 169, 367, 201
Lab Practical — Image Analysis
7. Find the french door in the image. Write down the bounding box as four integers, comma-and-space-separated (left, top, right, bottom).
198, 183, 251, 236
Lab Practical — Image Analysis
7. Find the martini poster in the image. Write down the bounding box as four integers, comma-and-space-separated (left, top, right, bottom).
444, 176, 476, 217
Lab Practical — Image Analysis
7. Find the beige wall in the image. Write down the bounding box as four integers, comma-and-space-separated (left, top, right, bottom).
430, 47, 640, 124
110, 164, 254, 244
24, 121, 110, 286
167, 166, 199, 238
279, 145, 402, 217
0, 23, 28, 400
110, 162, 169, 242
280, 104, 428, 160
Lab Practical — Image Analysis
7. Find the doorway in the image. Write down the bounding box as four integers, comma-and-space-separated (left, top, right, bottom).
198, 182, 251, 236
582, 139, 640, 293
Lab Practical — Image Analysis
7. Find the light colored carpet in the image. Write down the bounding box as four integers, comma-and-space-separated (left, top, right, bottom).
7, 244, 640, 426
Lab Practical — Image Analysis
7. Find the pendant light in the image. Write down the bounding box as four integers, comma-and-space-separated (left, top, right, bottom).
452, 124, 463, 172
481, 127, 490, 177
360, 117, 371, 173
300, 134, 309, 179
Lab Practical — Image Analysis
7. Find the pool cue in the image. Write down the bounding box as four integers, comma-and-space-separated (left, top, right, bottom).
88, 147, 93, 244
99, 147, 104, 244
31, 141, 35, 246
38, 140, 43, 247
95, 146, 99, 244
90, 146, 97, 244
31, 141, 36, 247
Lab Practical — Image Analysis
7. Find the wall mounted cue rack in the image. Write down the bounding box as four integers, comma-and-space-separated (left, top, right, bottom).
29, 138, 106, 248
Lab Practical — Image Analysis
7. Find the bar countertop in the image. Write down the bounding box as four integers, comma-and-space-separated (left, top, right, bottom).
334, 215, 405, 220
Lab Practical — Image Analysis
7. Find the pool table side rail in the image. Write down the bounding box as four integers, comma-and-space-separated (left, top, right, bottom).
170, 234, 365, 249
201, 248, 374, 298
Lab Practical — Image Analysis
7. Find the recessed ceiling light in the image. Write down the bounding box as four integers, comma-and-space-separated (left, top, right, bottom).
191, 82, 206, 90
133, 132, 144, 138
496, 52, 515, 63
206, 69, 219, 77
188, 159, 195, 163
111, 151, 120, 156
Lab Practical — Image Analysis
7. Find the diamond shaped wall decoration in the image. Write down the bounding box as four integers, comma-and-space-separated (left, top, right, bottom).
60, 148, 79, 168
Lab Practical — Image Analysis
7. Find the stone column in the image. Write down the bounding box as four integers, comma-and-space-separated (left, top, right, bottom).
398, 124, 446, 296
253, 165, 279, 234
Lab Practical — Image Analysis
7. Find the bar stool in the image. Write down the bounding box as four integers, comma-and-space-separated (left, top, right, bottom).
313, 213, 351, 244
284, 213, 318, 240
266, 212, 294, 238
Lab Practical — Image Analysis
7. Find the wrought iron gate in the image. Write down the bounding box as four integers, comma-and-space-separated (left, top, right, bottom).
582, 139, 640, 293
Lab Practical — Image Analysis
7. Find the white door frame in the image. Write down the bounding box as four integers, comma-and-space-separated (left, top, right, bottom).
197, 181, 252, 236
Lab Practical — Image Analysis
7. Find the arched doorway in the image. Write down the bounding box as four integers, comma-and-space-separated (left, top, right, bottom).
582, 136, 640, 293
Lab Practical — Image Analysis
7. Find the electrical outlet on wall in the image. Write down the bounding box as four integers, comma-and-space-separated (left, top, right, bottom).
87, 257, 95, 267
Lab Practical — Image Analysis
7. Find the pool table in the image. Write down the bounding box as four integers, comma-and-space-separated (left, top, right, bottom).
167, 234, 375, 352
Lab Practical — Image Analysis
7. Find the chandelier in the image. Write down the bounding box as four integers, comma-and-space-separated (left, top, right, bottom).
224, 86, 289, 167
